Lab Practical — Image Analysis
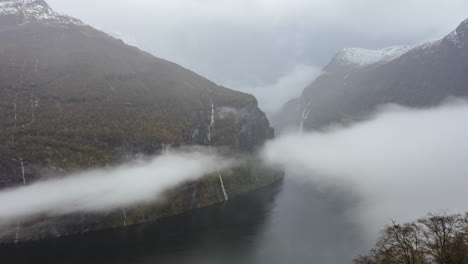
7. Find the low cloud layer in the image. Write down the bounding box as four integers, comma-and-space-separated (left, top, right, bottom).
48, 0, 468, 88
0, 150, 233, 224
263, 101, 468, 235
233, 64, 320, 115
1, 100, 467, 240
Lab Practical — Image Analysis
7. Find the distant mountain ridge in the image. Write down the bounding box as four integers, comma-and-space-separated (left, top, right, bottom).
332, 45, 414, 67
275, 18, 468, 131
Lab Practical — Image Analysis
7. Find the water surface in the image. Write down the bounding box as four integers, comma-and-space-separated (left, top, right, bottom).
1, 176, 367, 264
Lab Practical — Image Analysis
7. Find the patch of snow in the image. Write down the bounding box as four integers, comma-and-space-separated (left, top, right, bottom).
335, 45, 414, 67
446, 29, 464, 48
445, 19, 467, 48
415, 39, 442, 51
0, 0, 85, 26
458, 18, 468, 31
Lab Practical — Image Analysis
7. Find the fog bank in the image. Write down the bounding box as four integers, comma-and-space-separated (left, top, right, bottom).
263, 101, 468, 235
0, 150, 233, 224
1, 101, 467, 239
233, 64, 321, 115
48, 0, 468, 88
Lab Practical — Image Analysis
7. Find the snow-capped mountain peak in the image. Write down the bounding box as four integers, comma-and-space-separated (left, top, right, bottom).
334, 45, 413, 67
0, 0, 84, 26
446, 18, 468, 48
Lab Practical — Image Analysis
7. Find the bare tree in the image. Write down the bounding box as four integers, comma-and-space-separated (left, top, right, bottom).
418, 211, 466, 264
354, 212, 467, 264
373, 221, 427, 264
353, 254, 377, 264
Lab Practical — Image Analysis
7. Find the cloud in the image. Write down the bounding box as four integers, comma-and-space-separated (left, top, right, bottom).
262, 100, 468, 236
46, 0, 468, 89
0, 149, 234, 224
1, 99, 468, 245
233, 64, 321, 115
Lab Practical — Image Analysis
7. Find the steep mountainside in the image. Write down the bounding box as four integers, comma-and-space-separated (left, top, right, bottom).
275, 18, 468, 131
0, 0, 281, 243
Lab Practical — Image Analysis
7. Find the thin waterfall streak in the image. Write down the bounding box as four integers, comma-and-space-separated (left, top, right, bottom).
15, 220, 20, 244
206, 100, 228, 201
218, 172, 229, 201
18, 157, 26, 185
122, 208, 127, 227
208, 100, 215, 146
299, 101, 312, 133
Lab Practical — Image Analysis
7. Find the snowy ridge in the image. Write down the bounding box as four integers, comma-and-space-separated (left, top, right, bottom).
334, 17, 468, 65
335, 45, 413, 67
447, 30, 462, 46
414, 39, 442, 51
333, 18, 468, 68
0, 0, 84, 26
446, 18, 468, 48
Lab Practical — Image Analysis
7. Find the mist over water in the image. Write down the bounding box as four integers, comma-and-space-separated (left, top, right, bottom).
0, 177, 368, 264
0, 149, 234, 224
233, 64, 321, 115
263, 100, 468, 237
1, 100, 467, 255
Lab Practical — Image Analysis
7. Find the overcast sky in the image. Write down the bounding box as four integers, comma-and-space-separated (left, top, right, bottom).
47, 0, 468, 113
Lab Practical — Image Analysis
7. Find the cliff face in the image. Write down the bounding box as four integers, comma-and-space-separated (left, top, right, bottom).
0, 0, 281, 243
276, 18, 468, 131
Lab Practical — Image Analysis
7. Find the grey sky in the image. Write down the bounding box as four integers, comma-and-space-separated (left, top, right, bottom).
47, 0, 468, 113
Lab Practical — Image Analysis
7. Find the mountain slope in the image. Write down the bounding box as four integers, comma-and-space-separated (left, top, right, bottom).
276, 18, 468, 131
0, 0, 281, 243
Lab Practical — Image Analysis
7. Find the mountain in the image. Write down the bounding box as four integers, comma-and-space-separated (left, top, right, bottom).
0, 0, 281, 243
275, 18, 468, 131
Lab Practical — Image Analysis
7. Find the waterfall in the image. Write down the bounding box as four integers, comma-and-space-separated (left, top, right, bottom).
13, 61, 25, 128
30, 94, 35, 121
299, 102, 312, 133
13, 101, 17, 125
15, 221, 20, 244
18, 156, 26, 185
218, 172, 229, 201
207, 101, 215, 144
207, 100, 229, 201
122, 208, 127, 227
15, 156, 26, 243
12, 64, 27, 243
162, 143, 171, 154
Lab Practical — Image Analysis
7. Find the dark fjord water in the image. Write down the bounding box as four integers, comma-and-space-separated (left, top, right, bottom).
1, 176, 367, 264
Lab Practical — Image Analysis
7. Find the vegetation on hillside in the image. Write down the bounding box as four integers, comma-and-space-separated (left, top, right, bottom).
0, 22, 271, 184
